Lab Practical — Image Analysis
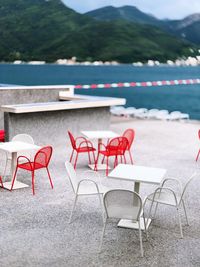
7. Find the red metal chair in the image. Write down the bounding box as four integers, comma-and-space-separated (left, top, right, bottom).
95, 136, 128, 176
122, 128, 135, 164
0, 130, 5, 142
10, 146, 53, 195
195, 129, 200, 161
68, 131, 96, 169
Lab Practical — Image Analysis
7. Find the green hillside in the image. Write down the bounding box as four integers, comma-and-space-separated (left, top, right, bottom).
85, 5, 164, 27
0, 0, 196, 63
86, 5, 200, 46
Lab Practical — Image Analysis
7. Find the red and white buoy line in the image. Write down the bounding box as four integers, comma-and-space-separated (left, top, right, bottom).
74, 78, 200, 89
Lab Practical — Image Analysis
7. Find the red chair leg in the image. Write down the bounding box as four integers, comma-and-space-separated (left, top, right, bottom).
101, 155, 105, 164
92, 151, 96, 164
69, 149, 74, 163
114, 156, 118, 168
88, 151, 91, 164
31, 171, 35, 195
94, 153, 100, 171
123, 154, 127, 164
10, 167, 18, 191
128, 150, 134, 164
105, 157, 108, 176
0, 176, 3, 187
46, 167, 54, 189
74, 152, 79, 169
196, 149, 200, 162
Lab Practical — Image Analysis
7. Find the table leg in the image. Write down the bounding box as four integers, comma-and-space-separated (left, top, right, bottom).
88, 138, 111, 171
117, 181, 152, 230
3, 152, 29, 190
134, 181, 140, 193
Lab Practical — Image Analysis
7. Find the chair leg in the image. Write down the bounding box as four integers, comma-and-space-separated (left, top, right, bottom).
128, 150, 134, 164
123, 154, 127, 164
0, 176, 3, 187
31, 171, 35, 195
153, 202, 159, 219
106, 157, 109, 176
92, 151, 96, 164
94, 153, 100, 171
69, 149, 74, 163
10, 167, 18, 191
99, 219, 107, 253
146, 200, 155, 235
69, 194, 78, 223
142, 214, 148, 240
74, 152, 79, 169
196, 149, 200, 161
177, 207, 183, 238
101, 156, 105, 164
182, 200, 189, 225
46, 167, 54, 189
138, 220, 144, 257
88, 151, 91, 164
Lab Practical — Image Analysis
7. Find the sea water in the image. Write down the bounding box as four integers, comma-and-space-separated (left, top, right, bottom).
0, 64, 200, 119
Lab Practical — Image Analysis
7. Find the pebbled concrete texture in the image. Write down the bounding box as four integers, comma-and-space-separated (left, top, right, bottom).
4, 107, 110, 144
0, 118, 200, 267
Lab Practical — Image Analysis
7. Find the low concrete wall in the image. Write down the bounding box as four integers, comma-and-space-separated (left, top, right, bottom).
4, 107, 110, 147
0, 86, 72, 128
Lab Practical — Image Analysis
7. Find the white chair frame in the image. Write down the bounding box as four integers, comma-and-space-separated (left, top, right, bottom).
145, 172, 197, 238
65, 161, 108, 224
100, 189, 146, 257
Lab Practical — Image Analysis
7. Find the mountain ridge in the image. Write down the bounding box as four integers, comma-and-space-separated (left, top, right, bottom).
85, 6, 200, 45
0, 0, 196, 63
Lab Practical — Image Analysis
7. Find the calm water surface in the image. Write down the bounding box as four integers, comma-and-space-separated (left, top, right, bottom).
0, 64, 200, 119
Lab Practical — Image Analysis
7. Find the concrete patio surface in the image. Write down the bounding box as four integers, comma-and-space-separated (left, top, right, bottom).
0, 117, 200, 267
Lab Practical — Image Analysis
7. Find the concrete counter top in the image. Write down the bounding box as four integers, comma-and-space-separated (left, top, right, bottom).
1, 94, 125, 114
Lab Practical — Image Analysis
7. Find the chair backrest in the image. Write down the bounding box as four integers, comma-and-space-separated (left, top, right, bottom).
12, 134, 34, 158
12, 133, 34, 144
180, 172, 197, 201
103, 189, 142, 221
107, 137, 128, 155
34, 146, 52, 168
68, 131, 76, 149
122, 129, 135, 150
65, 161, 78, 193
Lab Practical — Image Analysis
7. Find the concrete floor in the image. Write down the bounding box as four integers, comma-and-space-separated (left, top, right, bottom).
0, 118, 200, 267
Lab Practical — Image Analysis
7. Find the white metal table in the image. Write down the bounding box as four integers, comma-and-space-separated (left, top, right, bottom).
0, 141, 40, 190
81, 130, 119, 170
108, 164, 167, 230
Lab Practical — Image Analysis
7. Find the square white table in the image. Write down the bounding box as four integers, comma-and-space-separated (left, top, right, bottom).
0, 141, 41, 190
108, 164, 167, 230
81, 130, 119, 170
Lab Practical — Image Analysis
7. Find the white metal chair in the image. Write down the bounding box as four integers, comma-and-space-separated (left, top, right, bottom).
65, 161, 108, 223
3, 133, 34, 177
100, 189, 146, 257
145, 172, 197, 238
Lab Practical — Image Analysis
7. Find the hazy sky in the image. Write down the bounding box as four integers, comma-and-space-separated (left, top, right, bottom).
62, 0, 200, 19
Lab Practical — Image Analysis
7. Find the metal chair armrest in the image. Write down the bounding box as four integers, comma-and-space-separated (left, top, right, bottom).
77, 140, 95, 149
76, 179, 100, 195
17, 156, 32, 169
160, 178, 182, 191
148, 186, 179, 206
